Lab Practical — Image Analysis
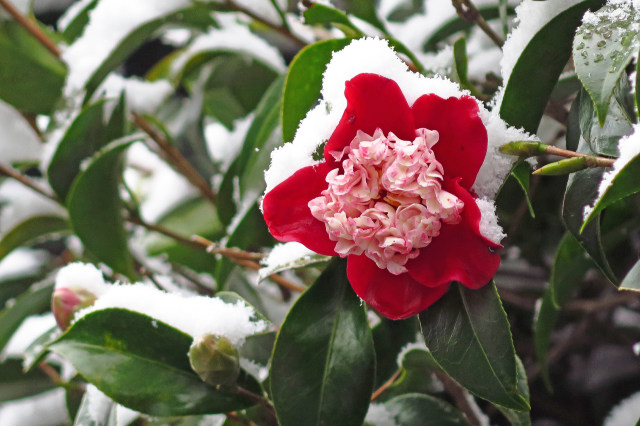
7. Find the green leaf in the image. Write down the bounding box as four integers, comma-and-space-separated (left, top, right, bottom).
282, 38, 352, 143
620, 258, 640, 292
378, 393, 467, 426
302, 4, 363, 37
452, 37, 484, 99
200, 55, 278, 129
48, 308, 262, 416
511, 162, 535, 218
387, 0, 424, 22
573, 2, 639, 125
0, 215, 69, 262
342, 0, 387, 32
533, 290, 559, 391
61, 0, 98, 43
48, 99, 126, 202
562, 165, 617, 283
419, 283, 529, 411
499, 0, 604, 133
372, 318, 419, 388
379, 348, 443, 401
0, 358, 56, 402
550, 232, 594, 308
270, 258, 375, 426
495, 358, 531, 426
67, 137, 139, 280
582, 154, 640, 231
0, 21, 66, 114
0, 283, 53, 355
577, 85, 632, 157
258, 250, 330, 283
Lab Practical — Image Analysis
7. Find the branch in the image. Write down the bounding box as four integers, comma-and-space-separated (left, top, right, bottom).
499, 141, 616, 169
451, 0, 504, 47
0, 0, 61, 56
0, 163, 58, 202
371, 368, 402, 401
434, 371, 482, 426
226, 0, 305, 47
132, 113, 218, 206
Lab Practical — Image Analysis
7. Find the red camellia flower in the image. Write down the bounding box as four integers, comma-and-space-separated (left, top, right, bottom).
262, 73, 501, 320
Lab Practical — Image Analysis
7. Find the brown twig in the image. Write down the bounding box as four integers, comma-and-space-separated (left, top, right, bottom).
435, 371, 482, 426
451, 0, 504, 47
0, 163, 58, 202
39, 362, 64, 386
0, 0, 61, 56
191, 235, 264, 261
542, 145, 615, 167
227, 0, 306, 47
371, 368, 402, 401
131, 113, 218, 206
234, 386, 278, 425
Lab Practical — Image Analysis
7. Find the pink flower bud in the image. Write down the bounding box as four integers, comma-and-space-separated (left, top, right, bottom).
51, 287, 97, 330
188, 334, 240, 386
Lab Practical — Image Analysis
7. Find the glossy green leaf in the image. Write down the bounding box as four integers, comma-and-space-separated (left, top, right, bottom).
577, 85, 632, 157
378, 393, 467, 426
511, 161, 535, 218
48, 100, 126, 202
387, 0, 424, 22
270, 258, 375, 426
258, 251, 330, 283
452, 37, 484, 99
573, 2, 639, 125
302, 4, 363, 37
0, 358, 56, 402
562, 137, 617, 283
200, 55, 278, 129
380, 348, 443, 401
500, 0, 604, 133
620, 258, 640, 292
496, 358, 531, 426
0, 21, 66, 114
67, 138, 138, 280
61, 0, 98, 43
550, 232, 594, 308
372, 317, 419, 388
0, 215, 69, 262
282, 38, 352, 143
582, 154, 640, 231
0, 283, 53, 355
48, 308, 262, 416
533, 289, 559, 391
420, 283, 529, 411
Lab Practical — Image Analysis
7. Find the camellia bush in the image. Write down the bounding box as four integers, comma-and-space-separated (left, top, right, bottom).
2, 0, 640, 424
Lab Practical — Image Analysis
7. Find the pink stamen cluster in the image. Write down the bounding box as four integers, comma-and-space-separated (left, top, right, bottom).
308, 128, 464, 275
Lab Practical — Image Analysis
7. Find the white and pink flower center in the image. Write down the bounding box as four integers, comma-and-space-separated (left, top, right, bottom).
308, 128, 464, 275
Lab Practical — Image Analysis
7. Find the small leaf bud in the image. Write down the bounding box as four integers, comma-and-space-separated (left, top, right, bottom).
51, 287, 97, 330
189, 334, 240, 386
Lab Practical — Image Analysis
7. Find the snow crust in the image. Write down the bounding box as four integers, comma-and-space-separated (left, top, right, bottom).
62, 0, 190, 94
55, 261, 110, 295
476, 198, 506, 245
262, 242, 316, 270
584, 124, 640, 219
0, 100, 43, 165
364, 403, 397, 426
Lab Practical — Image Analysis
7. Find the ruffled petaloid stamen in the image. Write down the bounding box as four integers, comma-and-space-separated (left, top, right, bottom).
308, 128, 464, 275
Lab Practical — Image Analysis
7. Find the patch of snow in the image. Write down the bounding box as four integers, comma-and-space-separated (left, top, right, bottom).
55, 261, 110, 295
604, 391, 640, 426
75, 279, 267, 345
2, 313, 56, 359
92, 74, 173, 114
0, 180, 65, 238
170, 14, 286, 75
262, 242, 315, 269
204, 114, 253, 172
583, 124, 640, 220
0, 100, 42, 165
0, 388, 69, 426
57, 0, 94, 30
476, 198, 506, 245
0, 0, 29, 20
364, 403, 397, 426
0, 248, 49, 281
62, 0, 190, 95
161, 28, 192, 46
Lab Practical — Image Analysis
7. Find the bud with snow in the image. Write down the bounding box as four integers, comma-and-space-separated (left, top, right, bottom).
51, 286, 97, 330
188, 334, 240, 386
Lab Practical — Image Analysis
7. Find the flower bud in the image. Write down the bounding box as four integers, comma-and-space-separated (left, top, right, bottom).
499, 141, 547, 158
189, 334, 240, 386
51, 287, 97, 330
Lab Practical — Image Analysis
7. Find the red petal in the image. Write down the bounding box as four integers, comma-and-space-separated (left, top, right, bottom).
406, 178, 500, 289
412, 95, 487, 190
347, 254, 449, 320
325, 73, 415, 163
262, 163, 337, 256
